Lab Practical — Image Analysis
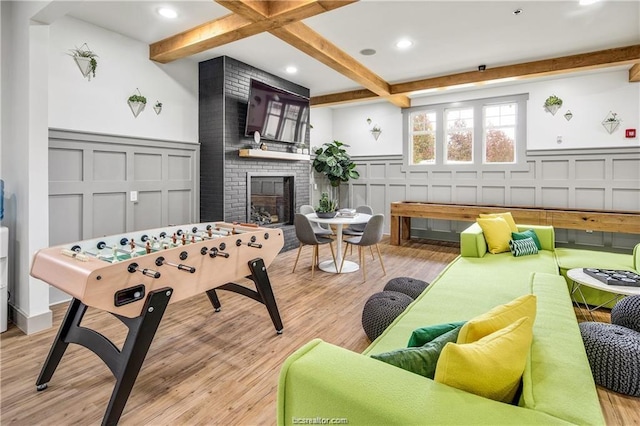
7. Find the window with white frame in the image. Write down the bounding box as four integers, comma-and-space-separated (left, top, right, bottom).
484, 102, 517, 163
445, 107, 474, 164
404, 94, 528, 169
410, 110, 436, 164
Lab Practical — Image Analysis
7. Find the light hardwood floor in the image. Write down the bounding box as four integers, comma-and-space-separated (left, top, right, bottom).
1, 238, 638, 425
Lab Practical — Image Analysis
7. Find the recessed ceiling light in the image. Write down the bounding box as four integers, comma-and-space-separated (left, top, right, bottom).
158, 7, 178, 19
285, 66, 298, 74
395, 39, 413, 49
360, 48, 376, 56
579, 0, 600, 5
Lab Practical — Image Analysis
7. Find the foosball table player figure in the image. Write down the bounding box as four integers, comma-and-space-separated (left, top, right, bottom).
30, 222, 284, 426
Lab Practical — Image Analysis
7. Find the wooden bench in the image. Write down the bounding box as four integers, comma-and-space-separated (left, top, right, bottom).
390, 201, 640, 245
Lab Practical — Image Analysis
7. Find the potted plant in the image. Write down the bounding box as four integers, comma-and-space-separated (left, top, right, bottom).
543, 95, 563, 115
153, 101, 163, 115
128, 89, 147, 118
312, 140, 359, 188
315, 192, 338, 218
68, 43, 98, 81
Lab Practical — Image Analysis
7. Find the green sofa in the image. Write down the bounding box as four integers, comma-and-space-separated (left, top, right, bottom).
277, 224, 640, 425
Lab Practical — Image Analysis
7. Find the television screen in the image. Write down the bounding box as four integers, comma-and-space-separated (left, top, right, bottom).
245, 79, 310, 144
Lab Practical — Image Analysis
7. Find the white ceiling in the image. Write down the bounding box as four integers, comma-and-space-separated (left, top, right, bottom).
62, 0, 640, 97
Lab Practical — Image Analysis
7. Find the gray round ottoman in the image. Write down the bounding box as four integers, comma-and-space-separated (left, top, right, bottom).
383, 277, 429, 300
362, 291, 414, 341
611, 295, 640, 333
579, 322, 640, 396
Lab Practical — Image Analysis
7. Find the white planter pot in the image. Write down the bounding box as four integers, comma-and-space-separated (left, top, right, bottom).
73, 57, 93, 80
544, 104, 561, 116
128, 101, 146, 118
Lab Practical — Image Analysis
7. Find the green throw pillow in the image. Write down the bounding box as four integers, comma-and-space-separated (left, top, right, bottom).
407, 321, 466, 347
511, 229, 542, 250
371, 326, 462, 379
509, 237, 538, 257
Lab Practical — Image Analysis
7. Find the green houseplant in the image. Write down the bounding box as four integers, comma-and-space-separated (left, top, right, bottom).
128, 89, 147, 118
312, 140, 359, 187
543, 95, 563, 115
68, 44, 98, 81
315, 192, 338, 218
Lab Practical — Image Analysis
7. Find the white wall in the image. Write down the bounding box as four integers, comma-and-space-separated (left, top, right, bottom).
327, 69, 640, 155
309, 107, 333, 150
1, 1, 53, 334
49, 16, 198, 142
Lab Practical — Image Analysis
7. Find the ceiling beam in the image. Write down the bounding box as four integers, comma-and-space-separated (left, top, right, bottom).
630, 63, 640, 82
270, 22, 410, 108
150, 1, 355, 63
311, 44, 640, 107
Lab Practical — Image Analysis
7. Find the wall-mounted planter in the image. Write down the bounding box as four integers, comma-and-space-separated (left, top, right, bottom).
601, 111, 621, 134
128, 89, 147, 118
543, 95, 563, 116
68, 43, 98, 81
153, 101, 162, 115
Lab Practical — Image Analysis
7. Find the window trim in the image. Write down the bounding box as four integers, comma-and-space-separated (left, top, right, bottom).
402, 93, 529, 172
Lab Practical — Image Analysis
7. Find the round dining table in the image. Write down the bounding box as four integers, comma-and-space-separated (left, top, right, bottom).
305, 212, 371, 273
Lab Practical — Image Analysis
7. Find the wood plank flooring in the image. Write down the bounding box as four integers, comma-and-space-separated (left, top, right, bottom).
1, 237, 638, 425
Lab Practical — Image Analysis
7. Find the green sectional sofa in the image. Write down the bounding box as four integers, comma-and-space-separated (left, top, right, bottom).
278, 223, 639, 425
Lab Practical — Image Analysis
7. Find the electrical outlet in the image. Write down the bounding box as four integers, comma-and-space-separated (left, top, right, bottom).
130, 191, 138, 202
556, 135, 563, 144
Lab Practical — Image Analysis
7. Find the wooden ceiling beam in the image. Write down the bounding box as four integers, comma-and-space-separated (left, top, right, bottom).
311, 44, 640, 107
150, 1, 355, 63
271, 22, 411, 108
630, 63, 640, 82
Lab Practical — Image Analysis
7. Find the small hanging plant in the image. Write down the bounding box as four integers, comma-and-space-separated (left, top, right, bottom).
153, 101, 162, 115
68, 43, 98, 81
543, 95, 563, 116
128, 89, 147, 118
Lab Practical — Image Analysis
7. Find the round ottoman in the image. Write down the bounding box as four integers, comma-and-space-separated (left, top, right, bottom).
611, 295, 640, 333
362, 291, 414, 341
383, 277, 429, 300
579, 322, 640, 396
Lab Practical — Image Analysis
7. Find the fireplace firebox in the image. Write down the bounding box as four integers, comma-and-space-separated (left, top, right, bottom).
247, 174, 295, 226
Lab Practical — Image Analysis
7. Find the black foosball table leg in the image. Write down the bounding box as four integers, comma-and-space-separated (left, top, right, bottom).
248, 258, 283, 334
35, 288, 173, 426
103, 288, 173, 426
205, 288, 222, 312
35, 298, 88, 390
210, 258, 284, 334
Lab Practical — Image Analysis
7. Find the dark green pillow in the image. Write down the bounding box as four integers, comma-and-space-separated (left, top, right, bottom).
512, 229, 541, 250
371, 326, 462, 379
407, 321, 466, 347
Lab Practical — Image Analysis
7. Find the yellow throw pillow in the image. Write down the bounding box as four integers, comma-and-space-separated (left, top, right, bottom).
476, 217, 512, 254
457, 294, 537, 344
435, 316, 533, 403
479, 212, 518, 233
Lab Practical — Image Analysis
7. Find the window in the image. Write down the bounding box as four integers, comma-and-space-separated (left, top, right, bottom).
410, 111, 436, 164
445, 107, 473, 164
404, 94, 528, 169
484, 103, 517, 163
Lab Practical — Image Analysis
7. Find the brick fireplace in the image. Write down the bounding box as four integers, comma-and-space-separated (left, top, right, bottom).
199, 56, 310, 251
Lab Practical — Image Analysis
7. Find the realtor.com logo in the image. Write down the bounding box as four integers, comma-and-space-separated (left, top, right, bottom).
292, 417, 348, 424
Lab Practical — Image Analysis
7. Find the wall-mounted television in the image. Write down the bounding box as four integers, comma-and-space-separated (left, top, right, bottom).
245, 79, 310, 144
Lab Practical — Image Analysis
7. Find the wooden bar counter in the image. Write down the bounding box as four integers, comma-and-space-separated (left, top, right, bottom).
390, 201, 640, 245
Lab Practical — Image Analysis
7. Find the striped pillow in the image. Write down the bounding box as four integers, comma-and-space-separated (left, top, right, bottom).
509, 237, 538, 257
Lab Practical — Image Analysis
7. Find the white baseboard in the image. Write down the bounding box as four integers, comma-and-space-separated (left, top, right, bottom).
10, 305, 52, 335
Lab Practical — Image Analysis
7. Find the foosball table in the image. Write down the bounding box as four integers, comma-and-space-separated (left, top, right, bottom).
30, 221, 284, 426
